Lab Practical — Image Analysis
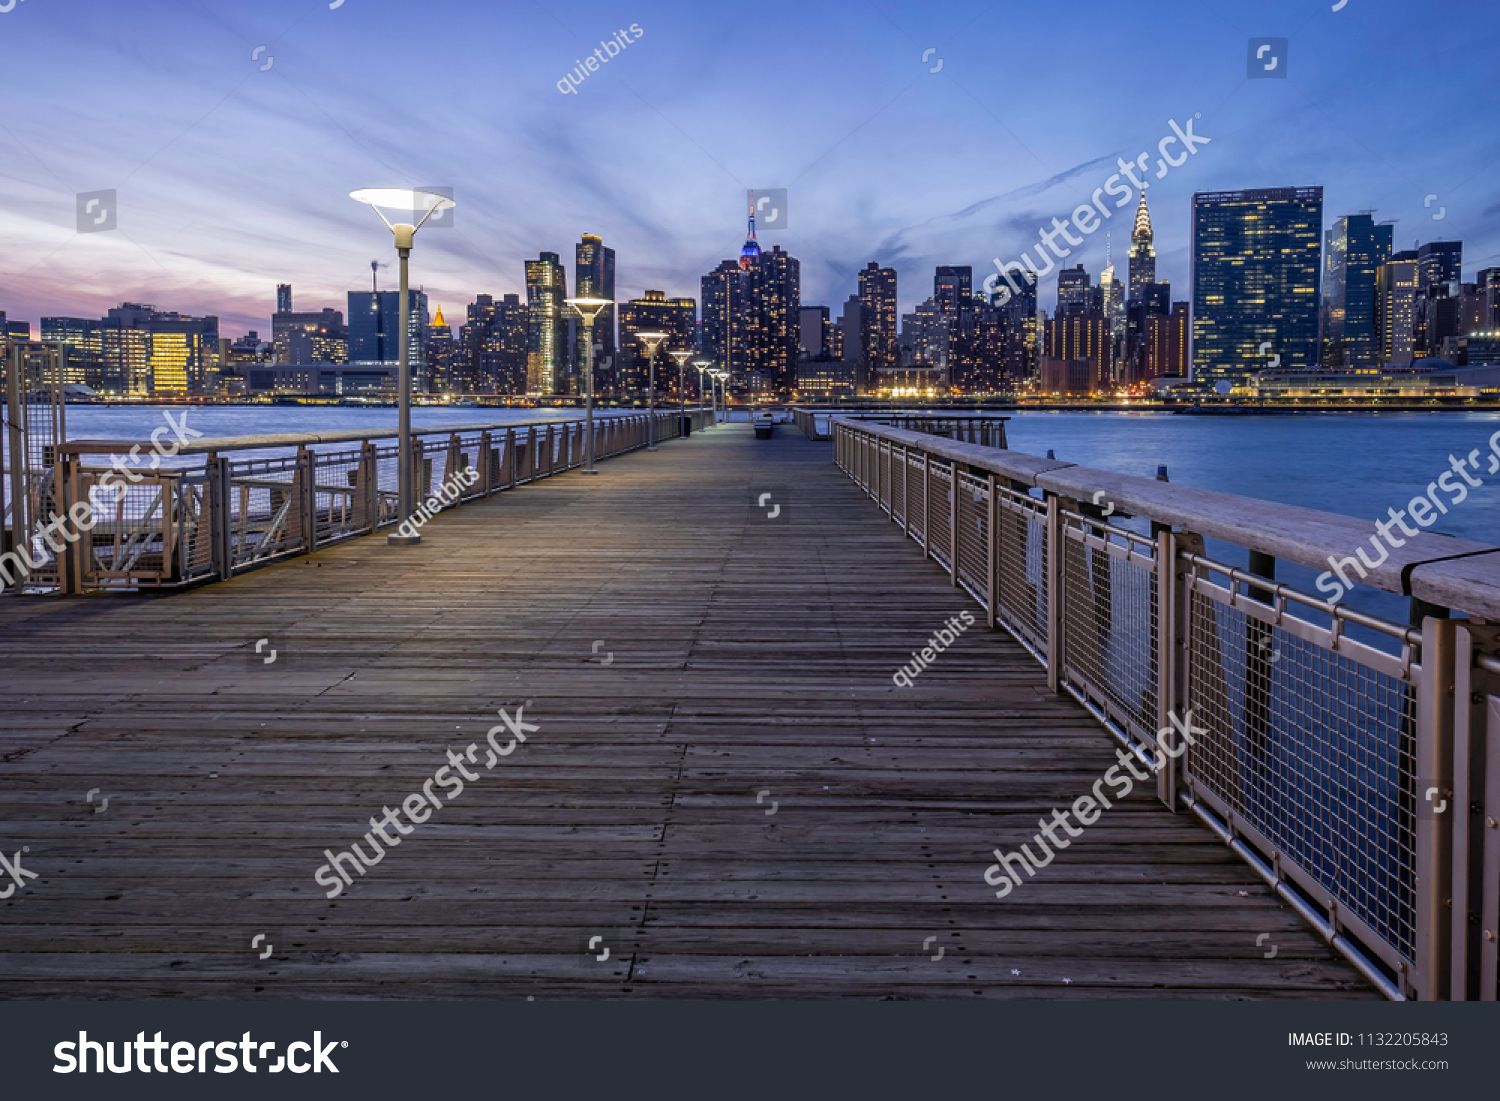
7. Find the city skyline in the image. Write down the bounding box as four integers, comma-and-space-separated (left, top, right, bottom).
1, 0, 1495, 337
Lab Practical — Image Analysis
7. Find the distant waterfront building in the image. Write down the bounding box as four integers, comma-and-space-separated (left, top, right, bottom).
620, 290, 696, 398
40, 316, 105, 389
1056, 264, 1091, 316
857, 262, 898, 392
1044, 311, 1110, 391
459, 293, 529, 395
701, 226, 800, 398
276, 284, 293, 314
757, 244, 801, 395
574, 234, 617, 397
990, 266, 1038, 383
273, 305, 347, 366
1126, 194, 1156, 302
798, 305, 831, 359
524, 252, 568, 396
86, 303, 220, 396
426, 305, 457, 392
1322, 214, 1393, 369
1417, 240, 1462, 293
1191, 186, 1323, 386
837, 294, 864, 388
1375, 251, 1421, 366
934, 266, 971, 318
347, 290, 428, 387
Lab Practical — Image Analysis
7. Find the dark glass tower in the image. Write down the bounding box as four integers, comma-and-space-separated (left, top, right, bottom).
1322, 213, 1393, 368
574, 234, 617, 396
1191, 186, 1323, 385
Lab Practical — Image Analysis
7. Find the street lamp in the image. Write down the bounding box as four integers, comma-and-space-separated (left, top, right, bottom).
349, 187, 456, 546
635, 331, 667, 451
564, 296, 612, 475
668, 350, 692, 436
691, 359, 713, 427
712, 369, 728, 424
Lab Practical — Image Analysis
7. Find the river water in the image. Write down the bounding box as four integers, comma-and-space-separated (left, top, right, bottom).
40, 405, 1500, 624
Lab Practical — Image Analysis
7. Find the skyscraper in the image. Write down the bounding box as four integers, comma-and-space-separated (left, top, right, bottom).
273, 305, 346, 365
992, 266, 1038, 383
1056, 265, 1091, 315
757, 244, 800, 395
620, 290, 696, 397
798, 305, 831, 359
426, 305, 457, 392
1191, 186, 1323, 385
276, 284, 293, 314
857, 261, 897, 392
740, 193, 761, 271
1375, 251, 1420, 366
1127, 194, 1156, 302
702, 222, 801, 399
1322, 213, 1393, 368
525, 252, 568, 396
348, 290, 428, 386
1417, 240, 1462, 293
934, 266, 972, 318
460, 293, 529, 394
574, 234, 617, 396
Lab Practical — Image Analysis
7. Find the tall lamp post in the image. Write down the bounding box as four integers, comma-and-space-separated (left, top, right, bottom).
668, 350, 691, 436
635, 331, 667, 451
350, 187, 456, 546
565, 296, 612, 475
692, 359, 713, 427
712, 369, 728, 424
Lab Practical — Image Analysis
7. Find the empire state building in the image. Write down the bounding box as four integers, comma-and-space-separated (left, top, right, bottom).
1127, 193, 1156, 302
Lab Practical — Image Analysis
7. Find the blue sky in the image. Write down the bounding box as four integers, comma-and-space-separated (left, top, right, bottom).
0, 0, 1494, 337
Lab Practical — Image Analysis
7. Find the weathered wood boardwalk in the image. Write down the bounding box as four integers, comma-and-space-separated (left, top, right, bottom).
0, 422, 1376, 999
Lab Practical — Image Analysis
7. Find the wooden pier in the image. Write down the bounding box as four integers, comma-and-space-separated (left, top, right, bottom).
0, 422, 1377, 999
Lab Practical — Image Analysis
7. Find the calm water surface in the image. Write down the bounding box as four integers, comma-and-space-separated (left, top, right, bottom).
51, 405, 1500, 624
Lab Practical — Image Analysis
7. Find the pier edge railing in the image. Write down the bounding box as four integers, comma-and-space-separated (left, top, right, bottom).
17, 409, 707, 595
833, 415, 1500, 1002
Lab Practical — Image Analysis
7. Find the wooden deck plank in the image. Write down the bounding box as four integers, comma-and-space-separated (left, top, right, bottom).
0, 423, 1377, 999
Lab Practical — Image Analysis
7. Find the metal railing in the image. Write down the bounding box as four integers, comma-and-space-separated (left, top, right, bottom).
23, 409, 706, 594
792, 406, 1009, 446
834, 416, 1500, 1001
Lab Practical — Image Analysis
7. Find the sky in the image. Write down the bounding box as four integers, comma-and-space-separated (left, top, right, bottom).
0, 0, 1495, 338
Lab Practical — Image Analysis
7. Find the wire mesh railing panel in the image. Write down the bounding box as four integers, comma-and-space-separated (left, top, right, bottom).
926, 461, 953, 570
879, 441, 891, 511
1183, 566, 1419, 969
891, 444, 906, 524
1060, 513, 1159, 745
177, 475, 215, 580
84, 474, 177, 582
994, 483, 1049, 654
955, 470, 989, 605
907, 453, 926, 545
311, 447, 367, 544
226, 454, 304, 568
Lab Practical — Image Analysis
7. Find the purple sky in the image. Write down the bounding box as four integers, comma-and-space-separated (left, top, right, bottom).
0, 0, 1494, 337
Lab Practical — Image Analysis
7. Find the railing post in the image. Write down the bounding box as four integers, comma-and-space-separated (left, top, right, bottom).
1416, 615, 1460, 1001
57, 450, 84, 594
1045, 494, 1063, 693
1450, 622, 1500, 999
360, 440, 377, 530
922, 451, 932, 560
211, 453, 234, 580
986, 472, 998, 628
479, 430, 492, 497
948, 461, 958, 587
295, 445, 315, 554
